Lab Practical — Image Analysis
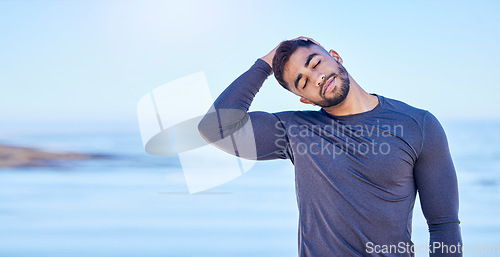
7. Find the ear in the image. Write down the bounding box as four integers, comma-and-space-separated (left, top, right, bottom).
300, 97, 316, 106
329, 50, 343, 64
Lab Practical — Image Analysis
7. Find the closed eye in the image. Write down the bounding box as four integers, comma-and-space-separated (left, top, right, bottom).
303, 61, 320, 88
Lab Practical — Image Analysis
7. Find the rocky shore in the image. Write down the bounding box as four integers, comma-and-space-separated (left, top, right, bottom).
0, 145, 101, 168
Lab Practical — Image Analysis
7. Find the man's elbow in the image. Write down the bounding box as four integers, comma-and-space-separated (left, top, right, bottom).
197, 112, 223, 144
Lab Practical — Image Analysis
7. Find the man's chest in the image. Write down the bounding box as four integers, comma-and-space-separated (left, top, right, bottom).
288, 121, 419, 197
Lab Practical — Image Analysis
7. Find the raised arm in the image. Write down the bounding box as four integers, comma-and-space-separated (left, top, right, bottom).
198, 45, 293, 161
414, 111, 463, 256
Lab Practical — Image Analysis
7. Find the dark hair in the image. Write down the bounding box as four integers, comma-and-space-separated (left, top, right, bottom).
272, 39, 318, 90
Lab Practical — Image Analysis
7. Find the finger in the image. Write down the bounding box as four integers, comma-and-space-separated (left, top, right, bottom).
293, 36, 323, 47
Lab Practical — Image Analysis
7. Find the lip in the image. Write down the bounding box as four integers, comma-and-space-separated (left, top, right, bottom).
323, 76, 336, 95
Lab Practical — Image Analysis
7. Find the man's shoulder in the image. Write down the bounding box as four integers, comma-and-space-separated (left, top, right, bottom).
376, 94, 435, 133
379, 94, 428, 118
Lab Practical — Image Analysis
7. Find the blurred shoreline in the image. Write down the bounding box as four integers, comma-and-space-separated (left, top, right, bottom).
0, 144, 103, 168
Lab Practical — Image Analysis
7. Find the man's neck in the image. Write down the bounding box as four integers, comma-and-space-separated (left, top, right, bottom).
322, 75, 379, 117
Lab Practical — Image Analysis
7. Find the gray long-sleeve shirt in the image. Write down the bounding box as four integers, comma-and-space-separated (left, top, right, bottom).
198, 59, 462, 256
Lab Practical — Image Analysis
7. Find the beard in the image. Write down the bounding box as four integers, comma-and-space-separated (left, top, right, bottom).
313, 64, 350, 108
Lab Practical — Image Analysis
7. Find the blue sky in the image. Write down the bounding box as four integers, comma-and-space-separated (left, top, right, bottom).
1, 0, 499, 126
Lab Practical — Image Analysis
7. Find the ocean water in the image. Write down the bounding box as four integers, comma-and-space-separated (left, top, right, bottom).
0, 121, 498, 257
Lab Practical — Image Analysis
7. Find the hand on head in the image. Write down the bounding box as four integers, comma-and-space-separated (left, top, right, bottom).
260, 37, 341, 69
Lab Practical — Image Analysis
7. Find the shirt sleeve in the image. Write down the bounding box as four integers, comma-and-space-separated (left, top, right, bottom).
198, 59, 292, 161
414, 111, 463, 256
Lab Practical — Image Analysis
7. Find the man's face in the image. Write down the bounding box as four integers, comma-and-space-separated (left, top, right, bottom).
283, 44, 350, 108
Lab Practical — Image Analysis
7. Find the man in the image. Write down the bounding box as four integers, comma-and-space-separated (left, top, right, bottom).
198, 37, 462, 256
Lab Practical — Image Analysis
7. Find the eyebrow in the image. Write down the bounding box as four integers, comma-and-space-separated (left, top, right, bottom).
294, 53, 319, 89
305, 53, 318, 68
294, 74, 303, 89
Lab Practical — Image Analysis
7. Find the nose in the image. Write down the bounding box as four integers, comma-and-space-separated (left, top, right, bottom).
314, 72, 325, 87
